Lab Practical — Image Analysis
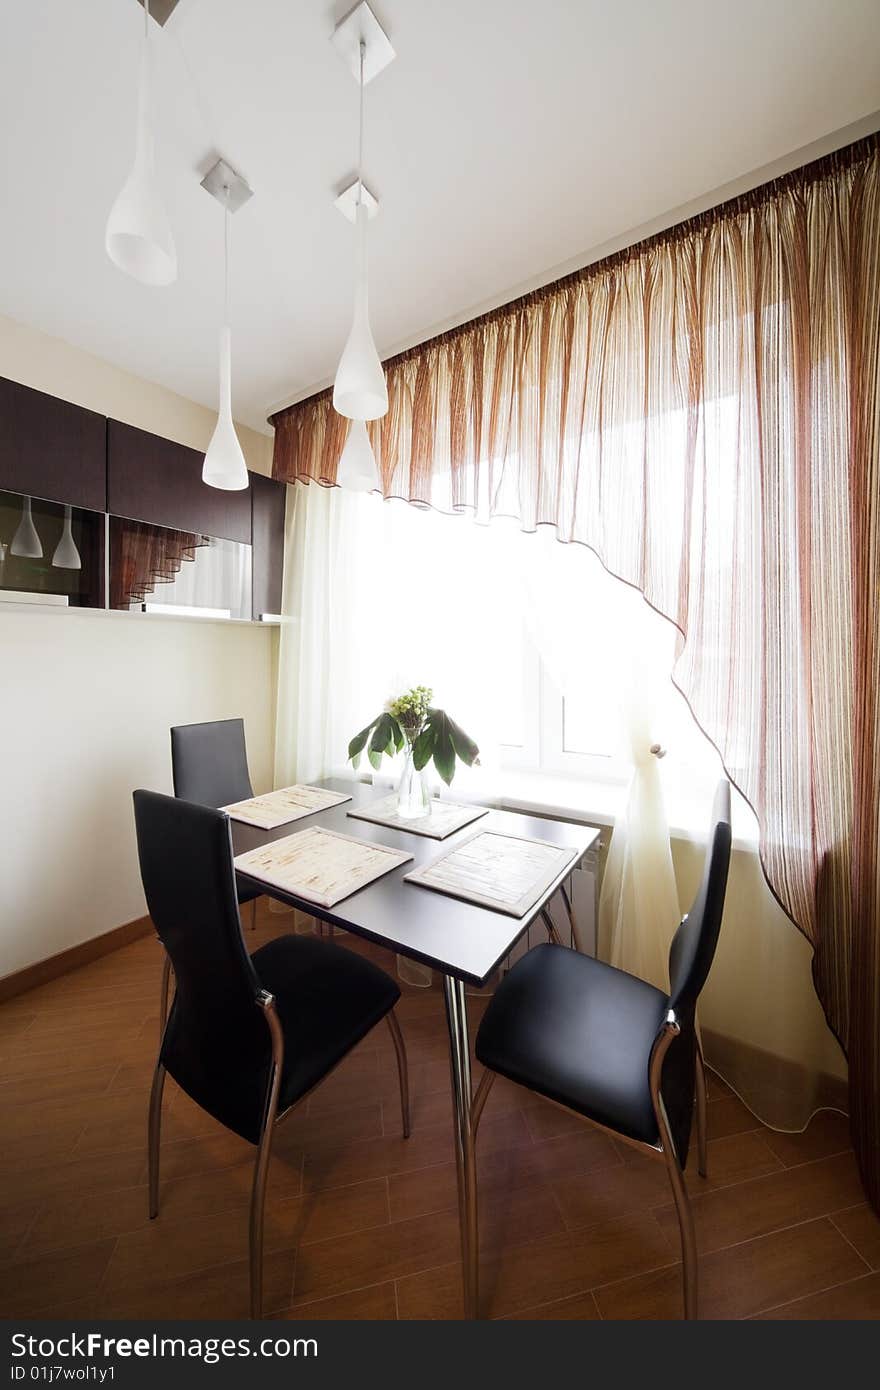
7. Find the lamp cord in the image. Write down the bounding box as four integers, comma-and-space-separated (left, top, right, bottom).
144, 0, 149, 39
224, 205, 230, 327
357, 39, 365, 207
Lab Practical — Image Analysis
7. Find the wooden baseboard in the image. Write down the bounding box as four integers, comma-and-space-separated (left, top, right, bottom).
0, 915, 155, 1003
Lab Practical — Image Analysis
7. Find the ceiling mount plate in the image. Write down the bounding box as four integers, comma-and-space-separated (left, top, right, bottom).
135, 0, 183, 26
334, 179, 379, 222
331, 2, 396, 84
200, 159, 254, 213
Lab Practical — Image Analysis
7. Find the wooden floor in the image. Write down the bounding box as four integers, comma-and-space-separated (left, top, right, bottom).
1, 901, 878, 1321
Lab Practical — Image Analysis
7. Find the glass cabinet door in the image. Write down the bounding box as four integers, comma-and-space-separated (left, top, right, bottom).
0, 491, 103, 607
108, 516, 252, 620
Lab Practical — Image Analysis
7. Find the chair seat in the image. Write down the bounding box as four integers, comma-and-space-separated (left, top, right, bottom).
162, 933, 399, 1144
252, 934, 400, 1118
475, 944, 670, 1146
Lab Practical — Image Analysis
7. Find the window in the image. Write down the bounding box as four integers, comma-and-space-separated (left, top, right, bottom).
339, 496, 724, 813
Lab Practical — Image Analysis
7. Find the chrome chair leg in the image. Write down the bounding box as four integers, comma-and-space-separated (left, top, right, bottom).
386, 1010, 411, 1138
147, 1061, 166, 1220
540, 906, 564, 947
250, 995, 284, 1320
694, 1042, 709, 1179
560, 877, 579, 947
650, 1016, 698, 1319
159, 950, 172, 1045
249, 1120, 277, 1320
660, 1137, 698, 1319
249, 898, 258, 932
471, 1067, 496, 1138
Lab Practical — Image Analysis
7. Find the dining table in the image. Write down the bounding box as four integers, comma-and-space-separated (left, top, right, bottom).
232, 777, 600, 1319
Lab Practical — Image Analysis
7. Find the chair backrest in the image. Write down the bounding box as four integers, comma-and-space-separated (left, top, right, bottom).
667, 779, 732, 1017
170, 717, 253, 808
133, 790, 264, 1056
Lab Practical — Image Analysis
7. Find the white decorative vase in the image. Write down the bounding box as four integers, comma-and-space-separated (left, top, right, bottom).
397, 742, 431, 820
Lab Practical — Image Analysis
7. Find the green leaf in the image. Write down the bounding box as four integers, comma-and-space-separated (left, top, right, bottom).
367, 717, 394, 761
432, 725, 457, 785
351, 705, 479, 783
348, 721, 376, 768
446, 716, 480, 767
411, 725, 434, 771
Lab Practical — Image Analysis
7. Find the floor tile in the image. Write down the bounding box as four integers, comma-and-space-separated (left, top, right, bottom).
595, 1217, 867, 1320
0, 925, 871, 1322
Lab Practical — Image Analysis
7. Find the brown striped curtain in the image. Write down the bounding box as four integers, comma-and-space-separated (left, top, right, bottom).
271, 134, 880, 1209
109, 517, 209, 610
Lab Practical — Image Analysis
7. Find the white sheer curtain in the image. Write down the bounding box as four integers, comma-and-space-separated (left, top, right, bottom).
274, 483, 380, 787
517, 529, 680, 988
272, 483, 847, 1127
598, 743, 679, 991
594, 606, 681, 990
272, 485, 701, 980
272, 482, 521, 967
275, 484, 532, 793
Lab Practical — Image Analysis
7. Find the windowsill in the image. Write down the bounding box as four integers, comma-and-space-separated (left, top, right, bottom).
347, 766, 760, 853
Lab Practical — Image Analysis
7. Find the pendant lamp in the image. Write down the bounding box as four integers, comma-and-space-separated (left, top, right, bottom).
330, 4, 395, 491
105, 0, 177, 287
52, 506, 82, 570
337, 419, 379, 492
332, 26, 388, 421
201, 161, 253, 492
10, 497, 42, 559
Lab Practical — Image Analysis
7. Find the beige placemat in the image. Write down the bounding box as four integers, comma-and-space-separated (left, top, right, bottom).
404, 829, 578, 917
223, 785, 352, 830
347, 793, 489, 840
234, 826, 413, 909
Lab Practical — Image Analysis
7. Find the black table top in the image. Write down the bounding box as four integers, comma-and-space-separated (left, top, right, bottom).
233, 779, 600, 986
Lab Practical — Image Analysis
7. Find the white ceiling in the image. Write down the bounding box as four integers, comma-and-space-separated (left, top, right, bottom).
1, 0, 878, 434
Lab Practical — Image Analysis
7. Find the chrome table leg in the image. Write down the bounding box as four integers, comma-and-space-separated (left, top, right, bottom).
442, 975, 479, 1319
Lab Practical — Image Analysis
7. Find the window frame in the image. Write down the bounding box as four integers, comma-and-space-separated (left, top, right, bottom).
495, 622, 630, 786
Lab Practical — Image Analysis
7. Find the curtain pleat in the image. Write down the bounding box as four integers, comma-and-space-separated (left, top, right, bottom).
109, 518, 209, 610
272, 134, 880, 1209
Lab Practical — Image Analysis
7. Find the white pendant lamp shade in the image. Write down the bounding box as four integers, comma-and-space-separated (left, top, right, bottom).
105, 32, 177, 286
10, 497, 42, 558
203, 326, 248, 491
333, 203, 388, 421
337, 418, 378, 492
52, 505, 81, 570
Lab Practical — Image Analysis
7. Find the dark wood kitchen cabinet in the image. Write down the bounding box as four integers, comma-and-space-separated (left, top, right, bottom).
0, 376, 106, 512
107, 419, 253, 545
0, 377, 288, 617
250, 472, 286, 618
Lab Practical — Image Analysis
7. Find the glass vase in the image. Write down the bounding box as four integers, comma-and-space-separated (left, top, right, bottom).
397, 742, 431, 820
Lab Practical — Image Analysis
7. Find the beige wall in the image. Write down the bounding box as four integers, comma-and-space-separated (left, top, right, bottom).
673, 836, 848, 1118
0, 608, 277, 978
0, 317, 278, 979
0, 312, 273, 476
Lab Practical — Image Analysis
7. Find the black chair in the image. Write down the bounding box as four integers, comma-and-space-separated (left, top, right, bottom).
170, 717, 254, 808
133, 789, 410, 1318
170, 718, 260, 931
473, 780, 732, 1319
